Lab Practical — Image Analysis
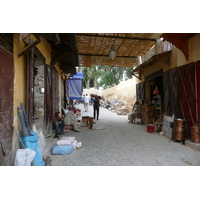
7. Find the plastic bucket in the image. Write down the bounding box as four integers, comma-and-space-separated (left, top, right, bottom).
147, 125, 154, 133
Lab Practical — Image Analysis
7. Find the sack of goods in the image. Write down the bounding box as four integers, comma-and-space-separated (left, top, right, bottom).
56, 137, 76, 145
51, 137, 82, 155
21, 131, 45, 166
14, 148, 36, 166
51, 144, 73, 155
90, 93, 102, 99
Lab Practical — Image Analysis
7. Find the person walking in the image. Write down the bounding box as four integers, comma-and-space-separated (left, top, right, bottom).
83, 94, 90, 112
91, 94, 101, 120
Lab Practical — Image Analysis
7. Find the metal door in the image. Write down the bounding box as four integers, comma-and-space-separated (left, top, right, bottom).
178, 62, 198, 137
163, 68, 179, 117
0, 48, 14, 165
44, 65, 53, 137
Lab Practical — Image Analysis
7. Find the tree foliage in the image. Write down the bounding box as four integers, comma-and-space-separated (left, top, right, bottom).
79, 65, 133, 89
99, 70, 116, 89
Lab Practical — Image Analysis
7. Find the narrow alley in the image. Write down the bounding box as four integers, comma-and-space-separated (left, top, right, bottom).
44, 104, 200, 166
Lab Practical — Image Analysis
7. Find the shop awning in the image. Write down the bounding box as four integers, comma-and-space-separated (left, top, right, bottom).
37, 33, 60, 44
49, 34, 78, 73
20, 33, 78, 75
132, 51, 172, 74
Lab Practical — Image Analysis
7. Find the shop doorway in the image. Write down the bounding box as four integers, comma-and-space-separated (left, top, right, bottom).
44, 65, 53, 137
163, 68, 179, 117
149, 76, 163, 105
145, 69, 163, 101
33, 57, 45, 131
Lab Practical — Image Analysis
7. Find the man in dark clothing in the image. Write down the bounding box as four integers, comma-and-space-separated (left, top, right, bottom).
52, 111, 64, 138
91, 94, 101, 120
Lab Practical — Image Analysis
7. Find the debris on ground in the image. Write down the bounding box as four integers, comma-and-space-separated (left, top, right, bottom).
93, 127, 105, 130
102, 99, 131, 115
43, 156, 53, 166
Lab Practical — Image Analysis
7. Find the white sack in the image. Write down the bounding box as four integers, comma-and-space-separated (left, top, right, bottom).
14, 148, 36, 166
56, 137, 76, 145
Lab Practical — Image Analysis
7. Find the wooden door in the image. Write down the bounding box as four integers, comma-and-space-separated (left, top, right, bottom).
65, 78, 69, 107
26, 39, 34, 129
61, 78, 65, 109
0, 47, 14, 165
178, 62, 198, 137
163, 68, 179, 117
44, 65, 53, 137
51, 66, 59, 115
136, 82, 145, 101
197, 61, 200, 124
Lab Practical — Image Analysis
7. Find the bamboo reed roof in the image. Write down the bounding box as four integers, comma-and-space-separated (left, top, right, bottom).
76, 33, 157, 68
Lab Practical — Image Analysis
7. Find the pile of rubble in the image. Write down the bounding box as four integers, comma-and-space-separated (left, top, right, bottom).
102, 99, 132, 116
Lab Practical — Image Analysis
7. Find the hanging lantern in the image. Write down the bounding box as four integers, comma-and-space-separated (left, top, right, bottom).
109, 45, 117, 61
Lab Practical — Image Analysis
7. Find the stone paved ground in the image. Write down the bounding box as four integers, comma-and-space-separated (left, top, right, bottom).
43, 103, 200, 166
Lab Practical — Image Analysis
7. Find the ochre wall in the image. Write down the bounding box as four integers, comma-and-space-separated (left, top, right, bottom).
13, 34, 27, 130
12, 34, 54, 161
188, 34, 200, 62
36, 37, 51, 65
13, 34, 52, 128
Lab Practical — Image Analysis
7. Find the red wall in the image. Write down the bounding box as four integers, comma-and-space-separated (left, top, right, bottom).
197, 61, 200, 124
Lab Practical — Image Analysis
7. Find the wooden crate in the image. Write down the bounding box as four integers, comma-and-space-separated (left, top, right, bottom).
82, 116, 90, 122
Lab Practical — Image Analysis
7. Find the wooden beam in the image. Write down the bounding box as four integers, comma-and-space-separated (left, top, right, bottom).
132, 72, 141, 80
18, 38, 41, 57
20, 33, 30, 41
51, 52, 67, 65
79, 53, 137, 58
76, 33, 156, 42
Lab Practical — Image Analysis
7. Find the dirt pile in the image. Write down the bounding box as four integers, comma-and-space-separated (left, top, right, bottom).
83, 78, 137, 115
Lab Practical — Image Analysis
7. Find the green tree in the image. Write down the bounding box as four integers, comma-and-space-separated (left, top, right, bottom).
80, 65, 133, 89
99, 70, 117, 89
81, 65, 101, 89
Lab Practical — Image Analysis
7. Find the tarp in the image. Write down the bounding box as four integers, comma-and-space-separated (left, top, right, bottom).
68, 72, 83, 99
70, 72, 83, 79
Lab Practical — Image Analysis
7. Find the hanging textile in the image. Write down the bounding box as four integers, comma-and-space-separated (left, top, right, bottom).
67, 72, 83, 99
